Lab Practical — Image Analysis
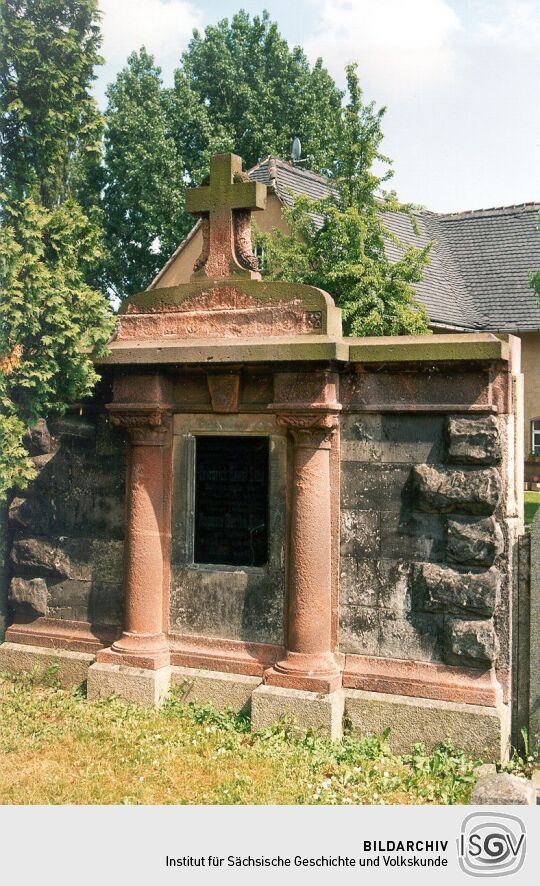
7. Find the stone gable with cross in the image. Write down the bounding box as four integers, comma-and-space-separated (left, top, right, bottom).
111, 152, 342, 345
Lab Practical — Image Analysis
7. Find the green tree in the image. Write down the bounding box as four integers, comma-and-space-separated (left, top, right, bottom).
101, 11, 345, 296
172, 10, 343, 175
256, 66, 431, 337
531, 267, 540, 298
0, 0, 112, 498
103, 49, 188, 297
0, 197, 113, 496
0, 0, 103, 207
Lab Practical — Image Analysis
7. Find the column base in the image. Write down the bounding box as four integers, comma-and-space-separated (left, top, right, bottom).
251, 684, 344, 740
87, 662, 171, 706
345, 688, 510, 761
97, 632, 170, 670
0, 642, 93, 687
264, 650, 343, 693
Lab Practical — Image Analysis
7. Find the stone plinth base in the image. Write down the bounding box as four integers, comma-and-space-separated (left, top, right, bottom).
170, 666, 261, 713
0, 641, 511, 760
87, 662, 171, 705
251, 684, 344, 740
0, 642, 93, 687
345, 688, 509, 761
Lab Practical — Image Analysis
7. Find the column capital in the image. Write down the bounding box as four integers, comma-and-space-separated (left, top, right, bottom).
106, 404, 172, 446
276, 412, 339, 448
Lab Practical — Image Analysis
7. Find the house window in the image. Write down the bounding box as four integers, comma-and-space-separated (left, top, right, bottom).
532, 420, 540, 455
194, 435, 269, 567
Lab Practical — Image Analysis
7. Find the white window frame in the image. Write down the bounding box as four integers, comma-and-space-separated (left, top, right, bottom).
531, 419, 540, 454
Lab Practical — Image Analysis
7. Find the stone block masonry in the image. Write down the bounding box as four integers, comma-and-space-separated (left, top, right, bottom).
2, 403, 126, 651
339, 414, 512, 674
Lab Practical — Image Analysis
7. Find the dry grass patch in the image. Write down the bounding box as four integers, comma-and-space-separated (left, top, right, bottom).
0, 672, 479, 805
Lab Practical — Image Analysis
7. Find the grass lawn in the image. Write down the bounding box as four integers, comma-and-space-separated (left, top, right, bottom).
525, 491, 540, 528
0, 673, 481, 805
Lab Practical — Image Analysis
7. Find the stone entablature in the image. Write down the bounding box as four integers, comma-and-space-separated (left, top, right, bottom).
0, 153, 524, 759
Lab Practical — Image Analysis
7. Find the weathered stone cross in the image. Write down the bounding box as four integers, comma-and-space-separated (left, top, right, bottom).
185, 153, 266, 279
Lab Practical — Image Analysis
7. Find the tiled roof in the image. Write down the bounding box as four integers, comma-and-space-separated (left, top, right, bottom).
432, 204, 540, 332
249, 156, 331, 229
249, 157, 540, 332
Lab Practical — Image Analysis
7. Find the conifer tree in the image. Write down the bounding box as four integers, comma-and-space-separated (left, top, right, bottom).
0, 0, 112, 496
0, 0, 103, 207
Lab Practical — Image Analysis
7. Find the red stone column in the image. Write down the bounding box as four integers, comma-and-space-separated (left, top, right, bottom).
266, 414, 342, 693
98, 407, 171, 670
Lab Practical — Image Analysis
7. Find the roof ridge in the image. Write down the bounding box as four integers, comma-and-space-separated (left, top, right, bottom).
271, 156, 332, 185
436, 202, 540, 219
252, 159, 540, 218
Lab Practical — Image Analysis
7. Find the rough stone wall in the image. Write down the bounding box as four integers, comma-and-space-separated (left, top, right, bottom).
0, 501, 9, 640
340, 412, 511, 671
6, 412, 126, 631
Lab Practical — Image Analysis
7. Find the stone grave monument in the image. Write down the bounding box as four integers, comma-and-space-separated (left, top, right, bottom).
0, 153, 524, 758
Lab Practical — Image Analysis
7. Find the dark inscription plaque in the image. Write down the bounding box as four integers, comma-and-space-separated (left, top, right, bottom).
194, 436, 269, 567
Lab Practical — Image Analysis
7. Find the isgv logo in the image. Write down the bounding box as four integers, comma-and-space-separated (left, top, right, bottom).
458, 813, 526, 877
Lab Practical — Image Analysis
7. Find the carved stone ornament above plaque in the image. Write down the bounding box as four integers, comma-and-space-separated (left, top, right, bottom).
207, 373, 241, 413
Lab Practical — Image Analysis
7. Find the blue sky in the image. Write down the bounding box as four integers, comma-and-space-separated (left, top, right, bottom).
96, 1, 540, 212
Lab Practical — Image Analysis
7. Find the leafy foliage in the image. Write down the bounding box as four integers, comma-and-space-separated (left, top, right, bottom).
0, 1, 112, 498
102, 10, 345, 294
102, 49, 189, 297
0, 0, 103, 207
172, 10, 343, 174
0, 196, 113, 498
256, 66, 431, 337
531, 268, 540, 300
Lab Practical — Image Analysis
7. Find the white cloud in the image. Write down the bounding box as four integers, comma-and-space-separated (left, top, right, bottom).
96, 0, 201, 100
475, 0, 540, 50
304, 0, 462, 98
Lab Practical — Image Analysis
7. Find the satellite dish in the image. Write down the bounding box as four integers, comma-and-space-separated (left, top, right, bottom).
291, 137, 302, 163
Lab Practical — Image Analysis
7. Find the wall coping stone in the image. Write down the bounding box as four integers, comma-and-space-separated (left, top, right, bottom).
96, 332, 511, 368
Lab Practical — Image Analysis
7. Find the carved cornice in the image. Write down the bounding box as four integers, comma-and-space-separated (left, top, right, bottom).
106, 404, 172, 446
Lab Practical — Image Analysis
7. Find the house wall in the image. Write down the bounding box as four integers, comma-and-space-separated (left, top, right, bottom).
517, 332, 540, 468
151, 193, 288, 289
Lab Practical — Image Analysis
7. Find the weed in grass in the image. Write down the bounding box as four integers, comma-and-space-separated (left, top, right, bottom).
0, 675, 481, 805
499, 728, 539, 779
